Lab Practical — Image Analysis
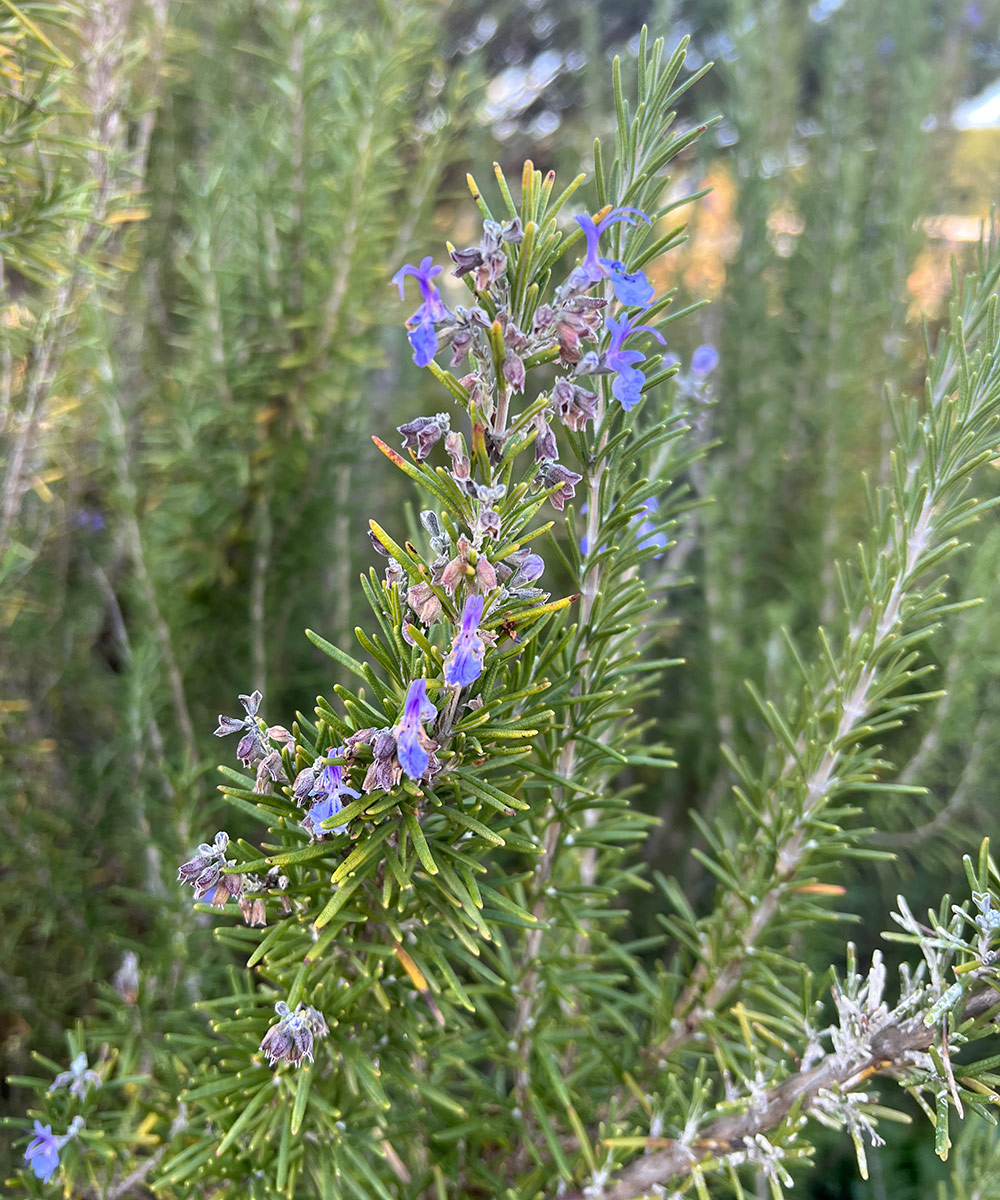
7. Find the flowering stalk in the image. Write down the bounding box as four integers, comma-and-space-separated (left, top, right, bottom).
101, 30, 708, 1196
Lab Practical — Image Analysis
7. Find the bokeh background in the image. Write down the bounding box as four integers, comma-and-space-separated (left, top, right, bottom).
3, 0, 1000, 1193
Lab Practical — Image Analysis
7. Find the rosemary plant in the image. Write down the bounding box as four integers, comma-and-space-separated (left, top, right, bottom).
8, 14, 1000, 1200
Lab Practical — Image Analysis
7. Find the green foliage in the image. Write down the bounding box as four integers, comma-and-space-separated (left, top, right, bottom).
7, 3, 1000, 1198
144, 0, 474, 713
0, 0, 175, 1095
0, 0, 472, 1168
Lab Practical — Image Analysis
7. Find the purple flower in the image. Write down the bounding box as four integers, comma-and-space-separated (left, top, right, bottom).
358, 727, 402, 793
51, 1052, 101, 1099
74, 508, 105, 533
965, 2, 984, 26
393, 257, 453, 368
538, 462, 583, 511
177, 831, 244, 904
604, 311, 666, 411
449, 218, 519, 290
399, 413, 450, 459
24, 1122, 60, 1182
691, 344, 719, 375
599, 259, 655, 307
393, 679, 437, 780
507, 548, 544, 584
444, 594, 486, 687
393, 257, 449, 321
260, 1001, 328, 1069
552, 377, 599, 431
572, 207, 651, 287
533, 412, 558, 463
214, 690, 267, 768
408, 318, 438, 368
300, 747, 359, 837
254, 749, 285, 794
408, 580, 443, 626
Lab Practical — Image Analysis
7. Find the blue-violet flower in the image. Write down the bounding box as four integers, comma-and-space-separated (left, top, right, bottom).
573, 206, 651, 287
301, 748, 358, 837
507, 547, 544, 584
691, 343, 719, 375
604, 311, 666, 411
599, 259, 655, 307
394, 679, 437, 780
393, 257, 453, 368
24, 1122, 60, 1183
444, 594, 486, 687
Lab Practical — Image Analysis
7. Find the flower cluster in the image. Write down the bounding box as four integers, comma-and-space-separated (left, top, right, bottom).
214, 690, 266, 767
394, 206, 664, 402
293, 747, 359, 838
177, 830, 245, 906
176, 822, 274, 924
374, 199, 672, 792
174, 183, 674, 1096
449, 217, 522, 289
259, 1001, 328, 1069
392, 203, 665, 543
214, 688, 290, 793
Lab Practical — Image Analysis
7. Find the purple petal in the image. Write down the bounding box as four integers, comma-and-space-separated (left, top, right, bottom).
596, 206, 651, 235
397, 732, 430, 780
601, 259, 655, 307
25, 1123, 60, 1183
612, 367, 646, 411
408, 319, 438, 368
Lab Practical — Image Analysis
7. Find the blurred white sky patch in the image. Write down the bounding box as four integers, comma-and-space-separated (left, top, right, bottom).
481, 48, 565, 136
953, 79, 1000, 129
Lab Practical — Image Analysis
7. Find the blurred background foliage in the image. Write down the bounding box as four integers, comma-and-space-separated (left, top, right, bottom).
2, 0, 1000, 1193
